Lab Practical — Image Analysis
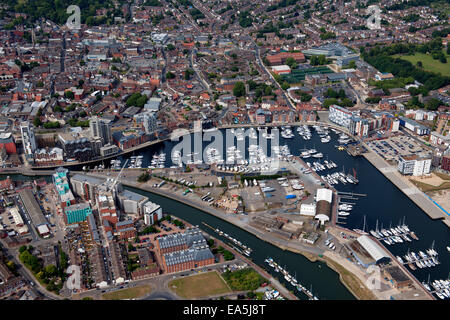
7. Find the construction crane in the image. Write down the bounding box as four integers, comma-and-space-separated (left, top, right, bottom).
108, 158, 129, 192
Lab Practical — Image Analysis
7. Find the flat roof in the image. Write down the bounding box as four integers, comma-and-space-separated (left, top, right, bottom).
119, 189, 148, 203
19, 189, 47, 227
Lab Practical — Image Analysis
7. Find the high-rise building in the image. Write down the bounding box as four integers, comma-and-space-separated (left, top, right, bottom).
20, 121, 37, 162
64, 203, 92, 225
90, 116, 112, 145
134, 111, 157, 135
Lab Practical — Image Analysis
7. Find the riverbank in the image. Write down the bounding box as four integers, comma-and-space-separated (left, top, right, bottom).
86, 172, 378, 300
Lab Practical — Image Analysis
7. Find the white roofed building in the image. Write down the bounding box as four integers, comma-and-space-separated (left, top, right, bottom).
300, 203, 316, 216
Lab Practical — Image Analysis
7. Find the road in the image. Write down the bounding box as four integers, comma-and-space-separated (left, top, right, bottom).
191, 48, 212, 94
251, 40, 296, 110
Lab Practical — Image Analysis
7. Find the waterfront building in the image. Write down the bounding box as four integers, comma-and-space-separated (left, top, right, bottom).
99, 143, 120, 157
112, 130, 149, 150
397, 155, 431, 176
58, 132, 94, 162
328, 105, 354, 128
64, 203, 93, 225
70, 174, 105, 204
157, 227, 205, 254
117, 189, 149, 217
34, 147, 64, 166
143, 201, 163, 225
347, 235, 391, 268
315, 189, 332, 225
20, 121, 36, 162
52, 167, 75, 208
90, 116, 112, 146
134, 111, 158, 135
349, 116, 369, 138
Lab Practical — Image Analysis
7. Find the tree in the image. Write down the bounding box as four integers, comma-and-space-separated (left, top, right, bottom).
138, 172, 150, 183
64, 91, 74, 99
166, 71, 175, 79
44, 265, 57, 277
33, 117, 42, 127
233, 81, 246, 97
184, 69, 194, 80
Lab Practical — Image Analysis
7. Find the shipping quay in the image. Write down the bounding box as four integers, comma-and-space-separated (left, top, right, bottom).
362, 150, 450, 228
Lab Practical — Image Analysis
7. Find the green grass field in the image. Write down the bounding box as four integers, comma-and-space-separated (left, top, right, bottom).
169, 271, 231, 299
394, 52, 450, 77
101, 285, 152, 300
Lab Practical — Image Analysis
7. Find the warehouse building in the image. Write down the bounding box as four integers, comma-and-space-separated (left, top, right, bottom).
19, 189, 49, 237
314, 188, 332, 225
347, 235, 391, 268
162, 242, 215, 273
157, 227, 205, 254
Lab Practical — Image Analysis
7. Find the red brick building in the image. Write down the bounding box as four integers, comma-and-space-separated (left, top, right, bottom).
266, 52, 305, 65
162, 245, 215, 273
442, 155, 450, 172
157, 227, 215, 273
116, 220, 136, 240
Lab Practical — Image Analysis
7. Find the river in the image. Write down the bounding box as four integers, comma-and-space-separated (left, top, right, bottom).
6, 125, 450, 298
108, 126, 450, 285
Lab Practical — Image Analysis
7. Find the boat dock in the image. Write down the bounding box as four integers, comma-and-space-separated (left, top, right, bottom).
264, 258, 318, 300
200, 224, 298, 300
346, 143, 367, 156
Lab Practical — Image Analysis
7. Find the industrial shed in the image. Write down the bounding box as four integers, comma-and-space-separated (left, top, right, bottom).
314, 188, 332, 225
315, 200, 331, 225
348, 235, 391, 268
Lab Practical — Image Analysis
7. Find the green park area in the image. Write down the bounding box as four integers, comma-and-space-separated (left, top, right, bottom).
101, 285, 152, 300
222, 268, 266, 291
169, 271, 231, 299
394, 51, 450, 77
